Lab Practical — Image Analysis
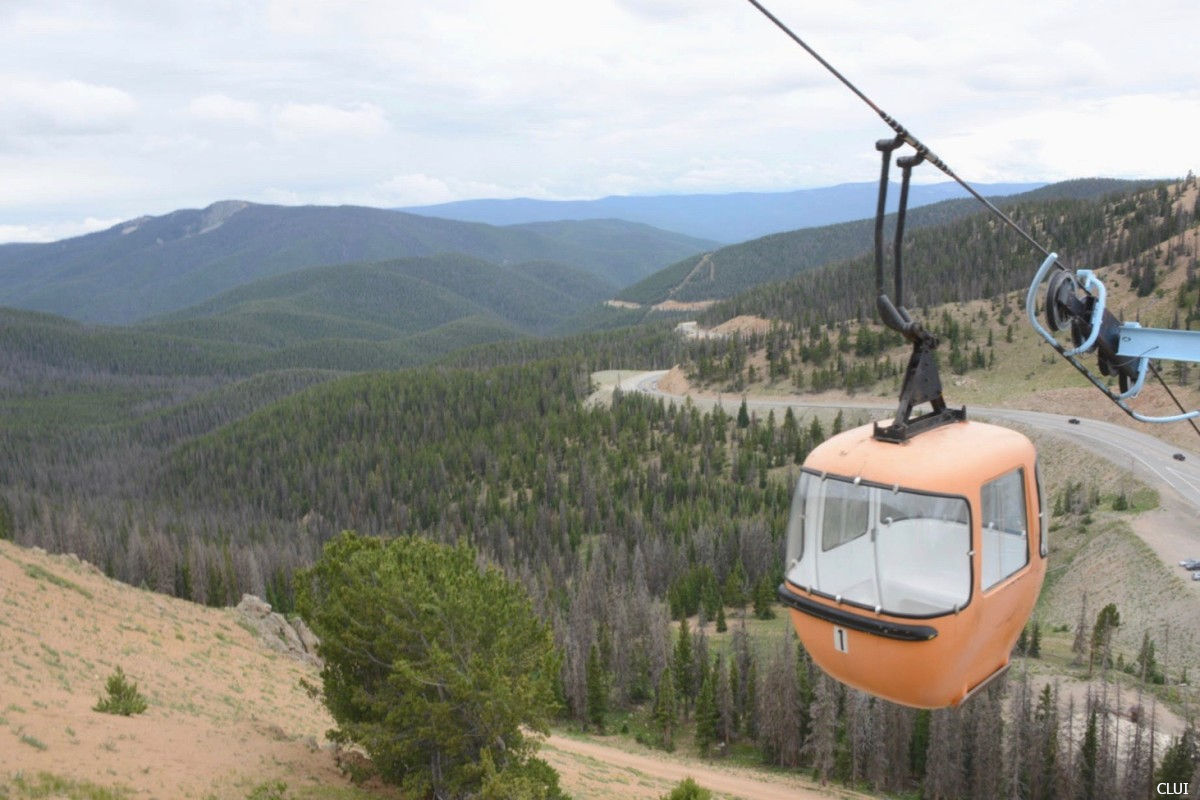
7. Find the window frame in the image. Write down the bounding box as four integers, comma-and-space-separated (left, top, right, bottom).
785, 469, 975, 620
979, 466, 1031, 591
1035, 462, 1047, 558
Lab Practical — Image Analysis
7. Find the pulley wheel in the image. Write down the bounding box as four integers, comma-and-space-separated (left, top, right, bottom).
1045, 270, 1078, 332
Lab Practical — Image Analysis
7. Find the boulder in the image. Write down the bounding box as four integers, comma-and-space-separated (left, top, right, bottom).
235, 594, 322, 667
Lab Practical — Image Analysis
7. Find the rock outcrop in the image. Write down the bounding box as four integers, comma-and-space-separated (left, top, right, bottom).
235, 594, 322, 668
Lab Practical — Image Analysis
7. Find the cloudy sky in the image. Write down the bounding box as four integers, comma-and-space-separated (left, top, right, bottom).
2, 0, 1198, 242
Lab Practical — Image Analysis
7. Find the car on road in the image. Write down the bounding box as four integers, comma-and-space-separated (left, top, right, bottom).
1068, 418, 1080, 425
1193, 571, 1200, 582
1173, 452, 1186, 461
1181, 559, 1200, 570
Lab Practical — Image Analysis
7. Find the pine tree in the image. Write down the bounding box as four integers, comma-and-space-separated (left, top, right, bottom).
1032, 683, 1058, 800
296, 532, 560, 798
715, 604, 727, 633
694, 664, 718, 756
737, 397, 750, 429
1071, 592, 1089, 665
1135, 631, 1159, 683
715, 657, 734, 747
1029, 621, 1042, 658
93, 666, 148, 716
1089, 603, 1120, 676
752, 577, 776, 620
586, 643, 609, 732
673, 617, 694, 716
653, 668, 678, 751
1078, 704, 1099, 800
1156, 727, 1197, 788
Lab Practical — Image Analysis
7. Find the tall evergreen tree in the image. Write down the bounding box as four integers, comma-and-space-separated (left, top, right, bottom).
1078, 704, 1099, 800
653, 668, 678, 751
694, 664, 719, 756
1156, 727, 1197, 789
673, 617, 695, 716
586, 643, 609, 732
737, 397, 750, 428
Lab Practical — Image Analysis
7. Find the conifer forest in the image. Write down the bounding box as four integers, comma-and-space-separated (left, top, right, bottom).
2, 178, 1199, 798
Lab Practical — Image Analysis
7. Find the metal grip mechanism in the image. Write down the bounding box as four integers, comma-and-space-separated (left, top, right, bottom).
871, 140, 965, 443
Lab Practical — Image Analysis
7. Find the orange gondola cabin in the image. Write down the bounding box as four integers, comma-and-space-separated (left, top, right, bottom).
778, 419, 1045, 708
773, 135, 1048, 708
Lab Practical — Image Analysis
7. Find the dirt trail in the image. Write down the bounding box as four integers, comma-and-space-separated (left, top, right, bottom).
543, 734, 861, 800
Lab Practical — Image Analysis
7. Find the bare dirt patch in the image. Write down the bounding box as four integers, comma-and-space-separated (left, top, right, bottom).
709, 315, 775, 337
654, 299, 717, 312
657, 366, 693, 396
0, 541, 360, 799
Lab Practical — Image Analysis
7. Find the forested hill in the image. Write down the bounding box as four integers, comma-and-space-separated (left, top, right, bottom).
617, 178, 1165, 306
0, 201, 715, 324
703, 179, 1191, 328
143, 253, 613, 347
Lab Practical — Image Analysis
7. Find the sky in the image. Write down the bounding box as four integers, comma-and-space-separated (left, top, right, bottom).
1, 0, 1198, 243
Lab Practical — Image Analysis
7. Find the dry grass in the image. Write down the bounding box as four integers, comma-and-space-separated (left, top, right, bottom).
0, 540, 367, 799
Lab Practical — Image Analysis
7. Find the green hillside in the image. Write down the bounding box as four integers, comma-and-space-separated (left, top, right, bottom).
145, 253, 609, 345
618, 178, 1165, 306
506, 218, 720, 285
703, 180, 1183, 328
0, 202, 711, 324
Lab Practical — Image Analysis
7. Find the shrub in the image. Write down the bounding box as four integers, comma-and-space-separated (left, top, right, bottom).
662, 777, 713, 800
93, 667, 148, 716
297, 531, 562, 799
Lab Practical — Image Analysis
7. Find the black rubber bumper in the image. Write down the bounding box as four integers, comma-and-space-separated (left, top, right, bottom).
777, 582, 939, 642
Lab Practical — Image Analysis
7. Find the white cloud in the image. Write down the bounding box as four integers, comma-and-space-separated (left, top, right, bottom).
0, 0, 1198, 235
377, 174, 457, 206
0, 216, 122, 244
0, 78, 136, 135
187, 94, 263, 127
272, 102, 389, 140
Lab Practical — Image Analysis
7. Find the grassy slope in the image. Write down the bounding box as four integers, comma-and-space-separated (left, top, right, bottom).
0, 540, 373, 800
0, 539, 855, 800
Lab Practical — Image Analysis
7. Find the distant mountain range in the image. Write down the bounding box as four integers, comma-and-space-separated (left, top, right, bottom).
0, 202, 716, 324
400, 181, 1046, 243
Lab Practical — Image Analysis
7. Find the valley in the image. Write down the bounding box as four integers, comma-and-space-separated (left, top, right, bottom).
2, 175, 1199, 799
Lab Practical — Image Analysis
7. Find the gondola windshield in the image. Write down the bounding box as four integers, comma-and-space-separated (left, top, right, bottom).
785, 472, 971, 617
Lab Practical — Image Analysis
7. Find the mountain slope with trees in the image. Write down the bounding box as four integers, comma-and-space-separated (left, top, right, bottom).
2, 176, 1197, 799
0, 201, 715, 323
616, 178, 1165, 306
702, 179, 1187, 329
144, 253, 613, 346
